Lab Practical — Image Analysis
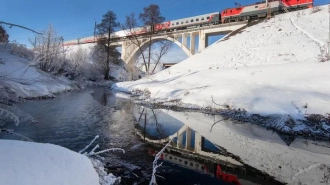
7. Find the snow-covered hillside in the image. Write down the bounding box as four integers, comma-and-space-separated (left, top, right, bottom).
113, 6, 330, 120
64, 43, 133, 81
0, 44, 73, 99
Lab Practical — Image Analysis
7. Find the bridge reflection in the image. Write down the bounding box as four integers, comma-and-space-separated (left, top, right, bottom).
133, 106, 283, 185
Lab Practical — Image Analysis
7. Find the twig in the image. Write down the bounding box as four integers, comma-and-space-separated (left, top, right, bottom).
150, 139, 172, 185
0, 21, 42, 34
79, 135, 100, 154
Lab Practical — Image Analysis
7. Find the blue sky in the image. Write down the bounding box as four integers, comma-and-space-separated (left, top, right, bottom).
0, 0, 327, 62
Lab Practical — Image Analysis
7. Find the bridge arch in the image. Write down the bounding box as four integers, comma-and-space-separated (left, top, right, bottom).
123, 35, 192, 65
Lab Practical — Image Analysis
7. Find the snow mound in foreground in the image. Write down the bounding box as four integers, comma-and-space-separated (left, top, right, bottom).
113, 6, 330, 119
0, 140, 99, 185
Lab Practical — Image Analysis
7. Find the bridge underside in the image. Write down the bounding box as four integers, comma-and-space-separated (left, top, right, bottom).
118, 23, 247, 64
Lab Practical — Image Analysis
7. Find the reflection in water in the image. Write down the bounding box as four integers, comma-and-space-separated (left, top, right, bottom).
134, 106, 276, 185
134, 106, 184, 140
2, 87, 329, 185
134, 106, 330, 185
0, 87, 154, 184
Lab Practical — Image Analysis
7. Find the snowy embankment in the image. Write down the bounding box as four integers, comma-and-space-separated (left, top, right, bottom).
0, 46, 73, 99
163, 110, 330, 185
0, 140, 100, 185
64, 43, 131, 82
113, 7, 330, 122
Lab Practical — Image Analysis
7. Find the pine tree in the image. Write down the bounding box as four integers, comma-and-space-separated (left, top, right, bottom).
95, 11, 120, 80
0, 25, 9, 43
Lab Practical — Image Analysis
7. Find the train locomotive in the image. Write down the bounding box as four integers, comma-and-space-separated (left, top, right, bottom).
63, 0, 314, 46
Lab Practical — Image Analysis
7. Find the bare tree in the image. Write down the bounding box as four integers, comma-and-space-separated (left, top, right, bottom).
123, 4, 172, 75
95, 11, 120, 80
139, 4, 165, 74
67, 46, 89, 76
149, 40, 172, 74
29, 24, 64, 72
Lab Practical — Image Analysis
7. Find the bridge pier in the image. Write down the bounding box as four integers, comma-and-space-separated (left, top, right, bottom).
182, 33, 188, 50
190, 33, 196, 55
177, 132, 183, 149
194, 132, 202, 153
198, 29, 206, 52
185, 127, 192, 150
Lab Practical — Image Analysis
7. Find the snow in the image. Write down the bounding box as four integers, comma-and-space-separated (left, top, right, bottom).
0, 44, 73, 98
0, 140, 100, 185
112, 6, 330, 185
112, 6, 330, 120
64, 43, 131, 82
161, 109, 330, 185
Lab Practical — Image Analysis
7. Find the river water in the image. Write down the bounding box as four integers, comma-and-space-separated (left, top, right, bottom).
1, 87, 329, 185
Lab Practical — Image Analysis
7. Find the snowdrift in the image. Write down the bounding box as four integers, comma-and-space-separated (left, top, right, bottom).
0, 140, 99, 185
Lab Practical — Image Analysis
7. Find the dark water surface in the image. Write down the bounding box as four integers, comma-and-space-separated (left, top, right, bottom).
0, 87, 303, 184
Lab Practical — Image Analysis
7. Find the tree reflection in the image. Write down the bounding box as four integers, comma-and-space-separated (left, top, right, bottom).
137, 106, 166, 140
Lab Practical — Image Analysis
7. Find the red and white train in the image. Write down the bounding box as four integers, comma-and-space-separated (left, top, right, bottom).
63, 0, 314, 46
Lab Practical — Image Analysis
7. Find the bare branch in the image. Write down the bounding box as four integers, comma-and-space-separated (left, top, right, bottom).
0, 21, 42, 34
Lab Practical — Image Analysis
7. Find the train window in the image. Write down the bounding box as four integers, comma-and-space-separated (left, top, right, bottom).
236, 8, 241, 10
207, 16, 210, 19
172, 23, 174, 26
196, 18, 199, 21
174, 157, 177, 160
191, 19, 194, 22
186, 20, 188, 23
176, 22, 179, 25
230, 10, 232, 13
190, 162, 193, 166
255, 6, 258, 8
184, 161, 188, 165
181, 21, 183, 24
201, 17, 204, 20
179, 159, 182, 162
169, 156, 172, 159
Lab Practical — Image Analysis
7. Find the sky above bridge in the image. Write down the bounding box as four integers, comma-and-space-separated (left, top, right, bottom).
0, 0, 327, 62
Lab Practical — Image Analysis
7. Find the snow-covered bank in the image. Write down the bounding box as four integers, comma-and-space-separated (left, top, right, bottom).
0, 43, 118, 101
0, 46, 73, 99
162, 110, 330, 185
0, 140, 100, 185
112, 6, 330, 123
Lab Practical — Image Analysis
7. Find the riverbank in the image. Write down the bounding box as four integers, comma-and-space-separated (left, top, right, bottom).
0, 44, 116, 102
0, 45, 116, 185
112, 6, 330, 139
112, 6, 330, 185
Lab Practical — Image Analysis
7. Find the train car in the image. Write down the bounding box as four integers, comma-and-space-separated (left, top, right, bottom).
154, 21, 171, 31
221, 0, 313, 23
63, 0, 314, 46
282, 0, 314, 9
165, 12, 220, 31
148, 149, 242, 185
